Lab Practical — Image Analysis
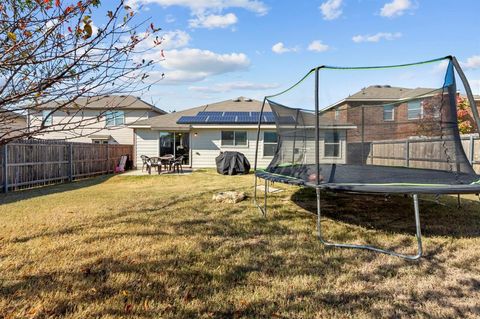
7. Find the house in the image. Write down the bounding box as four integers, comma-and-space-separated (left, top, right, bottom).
0, 109, 27, 140
320, 85, 480, 166
130, 97, 355, 169
29, 95, 166, 144
321, 85, 452, 143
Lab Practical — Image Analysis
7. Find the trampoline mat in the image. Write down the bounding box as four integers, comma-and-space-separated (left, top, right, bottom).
257, 164, 480, 194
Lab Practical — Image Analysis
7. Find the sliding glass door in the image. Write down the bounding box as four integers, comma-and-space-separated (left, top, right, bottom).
159, 132, 190, 165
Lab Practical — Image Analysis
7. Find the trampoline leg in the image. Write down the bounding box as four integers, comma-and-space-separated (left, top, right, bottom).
457, 194, 461, 209
253, 176, 267, 217
316, 191, 423, 261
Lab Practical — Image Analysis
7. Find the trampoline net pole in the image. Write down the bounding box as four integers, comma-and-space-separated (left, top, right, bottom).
315, 68, 320, 186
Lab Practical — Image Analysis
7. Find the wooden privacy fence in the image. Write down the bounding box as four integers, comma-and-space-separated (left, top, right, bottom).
366, 135, 480, 173
0, 139, 133, 193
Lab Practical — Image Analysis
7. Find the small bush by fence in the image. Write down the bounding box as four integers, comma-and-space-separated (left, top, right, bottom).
0, 139, 133, 193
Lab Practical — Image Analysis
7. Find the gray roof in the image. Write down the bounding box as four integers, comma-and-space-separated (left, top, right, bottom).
132, 97, 271, 130
345, 85, 437, 101
36, 95, 166, 114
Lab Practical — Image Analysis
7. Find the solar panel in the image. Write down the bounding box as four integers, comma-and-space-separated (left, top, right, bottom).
177, 115, 208, 124
198, 111, 223, 116
178, 112, 276, 124
225, 112, 250, 117
264, 113, 275, 122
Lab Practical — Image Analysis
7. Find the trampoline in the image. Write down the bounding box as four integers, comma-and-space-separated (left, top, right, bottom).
253, 56, 480, 260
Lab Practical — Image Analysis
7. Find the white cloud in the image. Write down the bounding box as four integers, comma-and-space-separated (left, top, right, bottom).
307, 40, 330, 52
160, 30, 191, 49
352, 32, 402, 43
271, 42, 298, 54
145, 48, 250, 84
126, 0, 268, 15
165, 14, 176, 23
189, 81, 280, 93
469, 79, 480, 95
380, 0, 413, 17
319, 0, 343, 20
462, 55, 480, 70
189, 13, 238, 29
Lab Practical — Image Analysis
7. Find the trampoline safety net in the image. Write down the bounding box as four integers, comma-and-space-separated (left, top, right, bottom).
255, 56, 480, 193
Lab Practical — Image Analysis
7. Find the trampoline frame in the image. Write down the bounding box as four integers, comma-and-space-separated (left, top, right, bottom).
253, 56, 480, 260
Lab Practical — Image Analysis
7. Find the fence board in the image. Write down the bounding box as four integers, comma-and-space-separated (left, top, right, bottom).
365, 135, 480, 174
0, 139, 133, 192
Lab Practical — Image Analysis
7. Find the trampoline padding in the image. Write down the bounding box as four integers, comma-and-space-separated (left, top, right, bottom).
256, 164, 480, 194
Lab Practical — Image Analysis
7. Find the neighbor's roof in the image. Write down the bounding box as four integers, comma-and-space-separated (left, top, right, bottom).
35, 95, 166, 114
324, 85, 439, 110
346, 85, 436, 101
131, 97, 271, 130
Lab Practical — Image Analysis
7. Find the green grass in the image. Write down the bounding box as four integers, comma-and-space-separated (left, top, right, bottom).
1, 170, 480, 318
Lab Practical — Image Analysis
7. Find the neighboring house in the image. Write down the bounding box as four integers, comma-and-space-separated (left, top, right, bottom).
322, 85, 448, 142
321, 85, 480, 165
130, 96, 354, 169
0, 109, 27, 140
29, 95, 166, 144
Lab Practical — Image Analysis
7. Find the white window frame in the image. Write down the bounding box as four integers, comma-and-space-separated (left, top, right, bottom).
105, 110, 125, 127
42, 110, 53, 126
263, 131, 278, 157
334, 108, 340, 120
324, 130, 341, 158
383, 104, 395, 121
407, 101, 423, 120
221, 131, 248, 147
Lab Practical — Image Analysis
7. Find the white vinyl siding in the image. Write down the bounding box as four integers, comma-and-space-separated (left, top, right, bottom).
135, 129, 160, 168
191, 129, 272, 168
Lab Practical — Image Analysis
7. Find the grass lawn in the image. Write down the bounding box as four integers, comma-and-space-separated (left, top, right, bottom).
1, 170, 480, 318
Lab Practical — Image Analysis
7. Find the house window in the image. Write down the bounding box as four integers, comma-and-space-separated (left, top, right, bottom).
383, 104, 394, 121
92, 140, 108, 144
221, 131, 247, 146
42, 110, 53, 126
407, 101, 423, 120
324, 130, 340, 158
334, 108, 340, 120
105, 110, 124, 127
263, 132, 278, 157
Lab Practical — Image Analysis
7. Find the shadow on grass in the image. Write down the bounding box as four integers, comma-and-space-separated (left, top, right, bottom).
0, 175, 114, 205
291, 187, 480, 238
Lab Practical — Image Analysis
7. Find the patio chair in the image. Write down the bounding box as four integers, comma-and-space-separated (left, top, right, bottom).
148, 157, 162, 174
161, 154, 175, 171
172, 155, 184, 173
140, 155, 150, 172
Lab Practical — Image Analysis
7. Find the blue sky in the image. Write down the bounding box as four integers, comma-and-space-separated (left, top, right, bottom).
117, 0, 480, 111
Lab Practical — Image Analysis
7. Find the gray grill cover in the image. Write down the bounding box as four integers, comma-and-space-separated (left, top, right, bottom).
215, 151, 251, 175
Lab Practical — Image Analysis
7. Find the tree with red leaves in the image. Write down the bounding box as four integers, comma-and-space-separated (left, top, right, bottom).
457, 96, 475, 134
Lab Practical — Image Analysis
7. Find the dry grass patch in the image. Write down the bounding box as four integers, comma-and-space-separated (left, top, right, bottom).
0, 170, 480, 318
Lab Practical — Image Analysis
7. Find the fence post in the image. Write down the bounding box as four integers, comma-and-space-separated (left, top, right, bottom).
405, 140, 410, 167
106, 143, 110, 173
68, 143, 73, 182
3, 144, 8, 193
